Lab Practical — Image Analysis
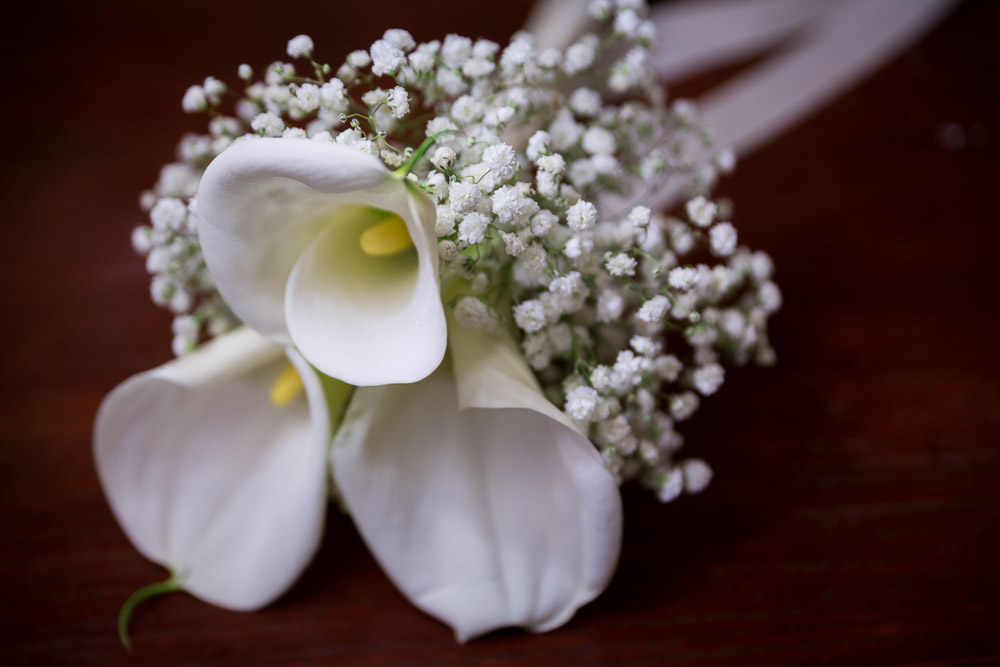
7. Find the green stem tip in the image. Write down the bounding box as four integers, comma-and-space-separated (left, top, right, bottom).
392, 129, 458, 180
118, 575, 183, 653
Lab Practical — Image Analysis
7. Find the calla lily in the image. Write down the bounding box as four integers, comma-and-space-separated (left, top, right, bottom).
94, 327, 331, 611
97, 323, 622, 641
196, 138, 447, 386
333, 322, 623, 641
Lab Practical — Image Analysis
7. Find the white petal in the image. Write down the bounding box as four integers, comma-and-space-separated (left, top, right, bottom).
331, 325, 622, 641
94, 327, 329, 610
197, 138, 446, 385
284, 192, 445, 386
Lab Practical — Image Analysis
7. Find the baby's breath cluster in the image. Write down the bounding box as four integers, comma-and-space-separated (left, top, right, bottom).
134, 0, 781, 501
131, 129, 239, 355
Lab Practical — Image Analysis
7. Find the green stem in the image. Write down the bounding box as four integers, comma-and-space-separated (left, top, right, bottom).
313, 369, 355, 435
392, 129, 457, 179
118, 575, 183, 653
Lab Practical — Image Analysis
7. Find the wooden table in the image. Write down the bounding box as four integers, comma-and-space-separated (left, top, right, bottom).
2, 1, 998, 664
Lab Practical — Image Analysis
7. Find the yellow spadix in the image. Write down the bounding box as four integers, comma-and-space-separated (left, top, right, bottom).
359, 215, 413, 257
270, 363, 304, 406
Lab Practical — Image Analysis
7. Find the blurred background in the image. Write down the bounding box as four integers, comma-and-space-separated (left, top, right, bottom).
1, 1, 998, 663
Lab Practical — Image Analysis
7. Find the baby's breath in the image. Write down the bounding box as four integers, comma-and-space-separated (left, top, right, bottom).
134, 1, 780, 502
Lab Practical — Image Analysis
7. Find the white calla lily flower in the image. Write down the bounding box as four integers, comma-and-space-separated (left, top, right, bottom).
332, 323, 623, 641
196, 138, 447, 386
97, 323, 622, 642
94, 327, 330, 611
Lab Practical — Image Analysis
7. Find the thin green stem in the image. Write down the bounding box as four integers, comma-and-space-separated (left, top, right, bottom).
118, 575, 183, 653
392, 129, 457, 179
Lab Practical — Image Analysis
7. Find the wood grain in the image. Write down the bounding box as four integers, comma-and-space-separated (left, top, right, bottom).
1, 1, 998, 664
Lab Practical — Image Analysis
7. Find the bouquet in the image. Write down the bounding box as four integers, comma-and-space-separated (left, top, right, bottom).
96, 0, 780, 647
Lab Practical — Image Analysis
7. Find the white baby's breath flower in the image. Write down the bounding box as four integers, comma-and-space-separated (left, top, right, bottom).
565, 386, 600, 422
286, 34, 314, 59
563, 35, 598, 75
470, 39, 497, 59
657, 468, 684, 503
628, 206, 651, 228
569, 88, 602, 117
442, 34, 472, 68
203, 77, 226, 101
527, 130, 551, 161
294, 83, 321, 112
451, 95, 483, 124
513, 299, 547, 333
361, 88, 388, 107
458, 211, 490, 244
386, 86, 410, 119
265, 61, 295, 85
614, 9, 641, 37
437, 68, 467, 96
347, 49, 371, 69
437, 239, 458, 261
597, 290, 625, 323
654, 354, 683, 382
691, 363, 725, 396
454, 296, 495, 329
605, 253, 636, 277
481, 143, 518, 182
668, 266, 699, 291
529, 210, 556, 237
536, 154, 565, 174
710, 222, 737, 256
434, 205, 458, 240
582, 126, 616, 155
759, 281, 783, 314
522, 244, 547, 273
382, 29, 415, 52
150, 198, 187, 231
682, 459, 713, 493
630, 335, 659, 357
409, 49, 435, 72
500, 231, 527, 257
549, 109, 583, 151
370, 39, 405, 76
318, 80, 347, 112
182, 85, 208, 113
251, 112, 284, 137
463, 58, 496, 78
449, 181, 481, 214
430, 146, 456, 171
637, 295, 670, 323
686, 196, 716, 227
131, 226, 153, 254
491, 185, 537, 225
566, 200, 597, 232
500, 37, 534, 71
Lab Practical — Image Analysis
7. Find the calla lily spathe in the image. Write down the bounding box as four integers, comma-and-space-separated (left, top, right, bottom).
334, 321, 622, 641
95, 324, 623, 640
196, 138, 446, 387
94, 327, 330, 610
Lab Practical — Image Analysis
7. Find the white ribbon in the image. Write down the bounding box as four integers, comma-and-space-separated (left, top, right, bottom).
535, 0, 957, 213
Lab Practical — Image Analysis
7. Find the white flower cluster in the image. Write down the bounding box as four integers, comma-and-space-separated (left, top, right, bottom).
131, 128, 241, 354
136, 0, 780, 501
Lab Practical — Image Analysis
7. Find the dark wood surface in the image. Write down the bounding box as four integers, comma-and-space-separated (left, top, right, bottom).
2, 1, 998, 664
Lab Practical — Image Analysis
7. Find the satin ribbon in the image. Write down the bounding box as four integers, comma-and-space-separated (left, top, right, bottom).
528, 0, 958, 211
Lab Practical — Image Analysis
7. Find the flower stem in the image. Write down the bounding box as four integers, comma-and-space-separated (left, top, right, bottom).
118, 575, 183, 653
392, 129, 457, 179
